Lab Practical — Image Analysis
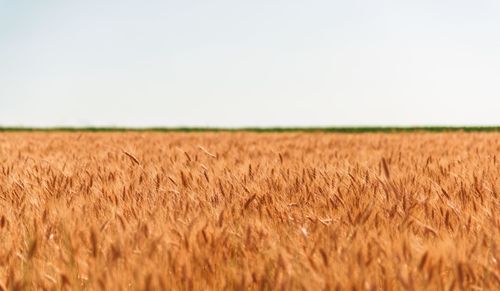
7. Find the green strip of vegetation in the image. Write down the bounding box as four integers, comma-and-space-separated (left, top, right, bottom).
1, 126, 500, 133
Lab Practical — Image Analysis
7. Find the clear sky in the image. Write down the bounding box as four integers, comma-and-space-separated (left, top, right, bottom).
1, 0, 499, 127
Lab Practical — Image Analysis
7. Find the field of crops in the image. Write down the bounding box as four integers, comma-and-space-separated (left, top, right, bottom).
0, 132, 498, 290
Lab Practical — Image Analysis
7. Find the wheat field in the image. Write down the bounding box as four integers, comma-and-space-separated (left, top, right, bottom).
0, 132, 498, 290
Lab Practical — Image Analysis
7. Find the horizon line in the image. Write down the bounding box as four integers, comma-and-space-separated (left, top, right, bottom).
1, 126, 500, 133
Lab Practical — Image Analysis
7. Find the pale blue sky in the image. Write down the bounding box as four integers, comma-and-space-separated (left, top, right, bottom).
1, 0, 499, 127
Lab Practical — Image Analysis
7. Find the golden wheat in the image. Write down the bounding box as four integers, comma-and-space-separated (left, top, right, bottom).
0, 132, 498, 290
